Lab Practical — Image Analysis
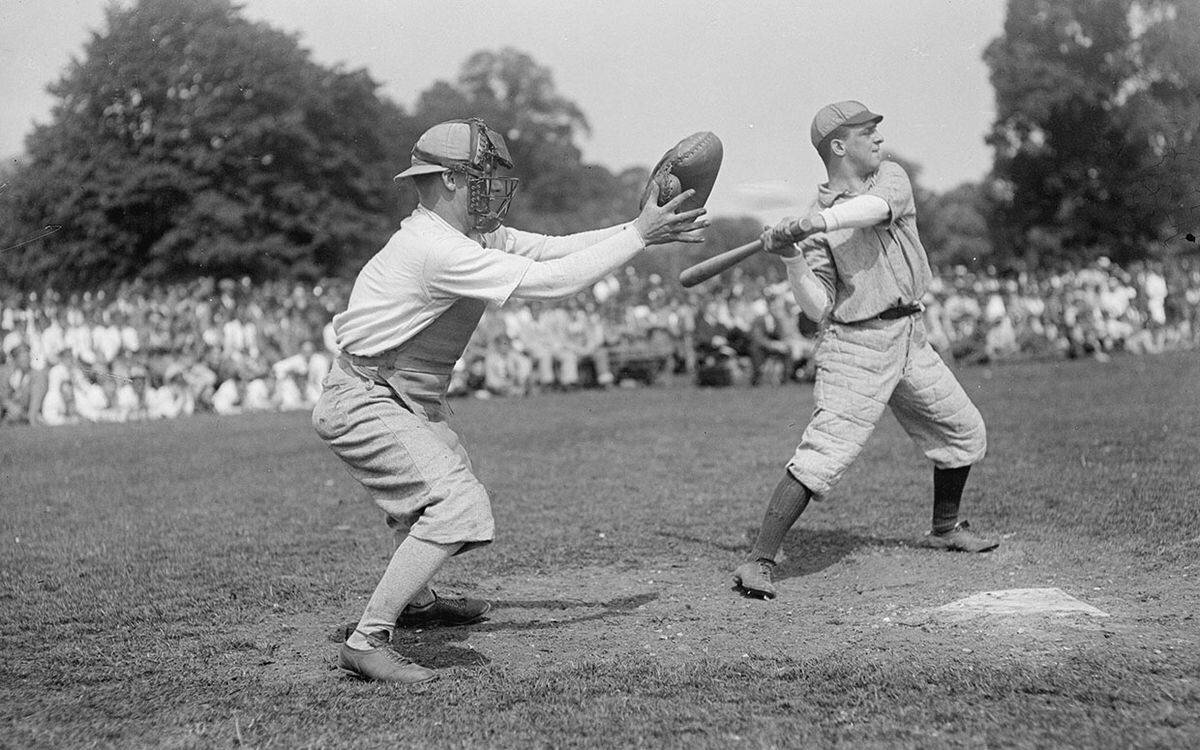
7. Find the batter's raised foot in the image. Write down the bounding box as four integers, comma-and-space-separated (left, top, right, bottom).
917, 520, 999, 553
397, 591, 492, 627
732, 559, 778, 599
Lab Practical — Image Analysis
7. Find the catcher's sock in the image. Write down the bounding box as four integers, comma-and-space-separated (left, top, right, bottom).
749, 472, 812, 561
932, 465, 972, 534
347, 537, 462, 650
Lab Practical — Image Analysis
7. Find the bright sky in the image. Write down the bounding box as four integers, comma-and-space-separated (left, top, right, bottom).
0, 0, 1007, 222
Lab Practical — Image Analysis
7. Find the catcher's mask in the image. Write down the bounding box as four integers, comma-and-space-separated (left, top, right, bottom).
412, 118, 519, 233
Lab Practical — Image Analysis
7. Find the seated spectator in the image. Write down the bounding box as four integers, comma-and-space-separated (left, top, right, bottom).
40, 351, 81, 426
114, 365, 152, 420
274, 371, 308, 411
242, 368, 276, 412
212, 373, 243, 415
73, 364, 112, 422
745, 297, 794, 386
483, 335, 533, 397
1, 344, 47, 425
567, 300, 613, 388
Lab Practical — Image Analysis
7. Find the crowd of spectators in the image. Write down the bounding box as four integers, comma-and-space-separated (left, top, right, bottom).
2, 255, 1197, 428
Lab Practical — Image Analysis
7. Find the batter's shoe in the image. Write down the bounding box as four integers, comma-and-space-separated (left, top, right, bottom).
732, 559, 777, 599
397, 591, 492, 627
338, 631, 436, 684
917, 520, 999, 553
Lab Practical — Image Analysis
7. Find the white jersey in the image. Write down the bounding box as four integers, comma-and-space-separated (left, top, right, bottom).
333, 206, 625, 356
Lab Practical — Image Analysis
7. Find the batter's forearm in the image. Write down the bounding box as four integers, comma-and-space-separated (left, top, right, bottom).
783, 255, 832, 321
512, 226, 644, 300
817, 195, 891, 231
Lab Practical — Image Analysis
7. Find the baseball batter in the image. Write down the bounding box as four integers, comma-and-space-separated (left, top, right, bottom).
732, 101, 995, 600
315, 117, 708, 681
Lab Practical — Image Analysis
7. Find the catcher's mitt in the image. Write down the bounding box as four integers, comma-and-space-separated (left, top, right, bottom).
639, 131, 723, 212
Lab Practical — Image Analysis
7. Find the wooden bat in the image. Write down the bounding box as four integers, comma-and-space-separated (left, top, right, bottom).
679, 217, 813, 288
678, 238, 764, 288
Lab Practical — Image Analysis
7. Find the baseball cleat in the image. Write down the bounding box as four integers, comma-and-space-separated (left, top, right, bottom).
732, 559, 778, 599
338, 631, 436, 684
397, 591, 492, 627
917, 520, 999, 553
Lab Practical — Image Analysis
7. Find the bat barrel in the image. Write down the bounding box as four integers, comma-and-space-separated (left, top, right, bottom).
678, 239, 763, 288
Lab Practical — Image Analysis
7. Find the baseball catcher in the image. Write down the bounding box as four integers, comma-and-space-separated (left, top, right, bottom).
314, 118, 709, 682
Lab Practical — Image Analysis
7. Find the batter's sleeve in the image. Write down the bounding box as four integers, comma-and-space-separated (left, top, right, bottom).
799, 235, 837, 306
782, 254, 832, 323
865, 161, 916, 224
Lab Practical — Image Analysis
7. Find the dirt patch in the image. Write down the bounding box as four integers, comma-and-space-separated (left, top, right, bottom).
254, 534, 1198, 687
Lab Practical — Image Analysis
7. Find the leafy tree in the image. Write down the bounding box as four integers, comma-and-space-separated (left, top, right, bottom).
984, 0, 1200, 266
0, 0, 415, 288
411, 48, 639, 234
922, 183, 996, 269
874, 153, 997, 270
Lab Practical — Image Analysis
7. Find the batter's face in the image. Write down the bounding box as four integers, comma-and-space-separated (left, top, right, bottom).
838, 122, 884, 173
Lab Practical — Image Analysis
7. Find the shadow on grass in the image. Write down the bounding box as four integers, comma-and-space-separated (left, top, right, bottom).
775, 527, 909, 581
331, 593, 658, 670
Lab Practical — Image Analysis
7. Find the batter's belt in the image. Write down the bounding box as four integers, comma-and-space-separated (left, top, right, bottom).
847, 301, 925, 324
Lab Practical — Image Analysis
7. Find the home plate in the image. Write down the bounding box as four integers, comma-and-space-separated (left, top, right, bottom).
937, 588, 1109, 618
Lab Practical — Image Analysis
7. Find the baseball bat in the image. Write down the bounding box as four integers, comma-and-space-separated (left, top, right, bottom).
679, 217, 813, 288
679, 239, 763, 288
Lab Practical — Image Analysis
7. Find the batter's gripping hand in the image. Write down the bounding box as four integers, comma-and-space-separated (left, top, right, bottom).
760, 216, 817, 256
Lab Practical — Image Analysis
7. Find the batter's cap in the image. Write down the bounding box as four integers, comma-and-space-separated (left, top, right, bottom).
810, 100, 883, 151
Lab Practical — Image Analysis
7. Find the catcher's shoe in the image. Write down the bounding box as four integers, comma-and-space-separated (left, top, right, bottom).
917, 520, 999, 553
732, 559, 777, 599
338, 631, 436, 684
397, 591, 492, 627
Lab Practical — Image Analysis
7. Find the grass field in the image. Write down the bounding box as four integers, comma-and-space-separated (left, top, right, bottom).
2, 349, 1199, 749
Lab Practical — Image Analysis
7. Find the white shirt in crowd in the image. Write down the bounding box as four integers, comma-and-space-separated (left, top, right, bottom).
212, 379, 242, 415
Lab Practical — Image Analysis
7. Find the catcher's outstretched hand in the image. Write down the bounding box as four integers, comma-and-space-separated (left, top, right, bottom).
634, 182, 709, 246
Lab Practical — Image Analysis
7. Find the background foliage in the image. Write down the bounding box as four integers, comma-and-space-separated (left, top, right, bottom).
0, 0, 1196, 289
984, 0, 1200, 266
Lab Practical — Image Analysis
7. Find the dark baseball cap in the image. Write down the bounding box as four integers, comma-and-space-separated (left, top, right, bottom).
810, 101, 883, 150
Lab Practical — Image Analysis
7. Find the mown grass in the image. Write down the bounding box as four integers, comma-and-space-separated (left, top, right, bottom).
2, 350, 1198, 748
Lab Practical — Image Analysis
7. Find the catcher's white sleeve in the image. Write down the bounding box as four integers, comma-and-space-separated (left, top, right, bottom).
497, 223, 629, 261
512, 226, 645, 300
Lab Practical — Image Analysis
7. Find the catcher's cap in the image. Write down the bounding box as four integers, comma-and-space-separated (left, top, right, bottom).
810, 101, 883, 150
394, 118, 514, 180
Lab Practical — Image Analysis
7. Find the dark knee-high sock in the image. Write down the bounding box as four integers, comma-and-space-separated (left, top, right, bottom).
749, 472, 812, 561
932, 465, 972, 534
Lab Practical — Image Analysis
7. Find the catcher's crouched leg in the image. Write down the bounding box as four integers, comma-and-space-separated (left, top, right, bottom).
314, 366, 495, 552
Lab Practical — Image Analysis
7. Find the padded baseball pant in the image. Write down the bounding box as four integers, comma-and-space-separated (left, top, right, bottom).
787, 315, 986, 497
312, 361, 494, 551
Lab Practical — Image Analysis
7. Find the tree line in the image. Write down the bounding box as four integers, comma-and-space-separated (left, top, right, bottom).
1, 0, 1195, 290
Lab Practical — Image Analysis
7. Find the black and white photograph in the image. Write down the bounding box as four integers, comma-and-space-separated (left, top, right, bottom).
2, 0, 1198, 747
